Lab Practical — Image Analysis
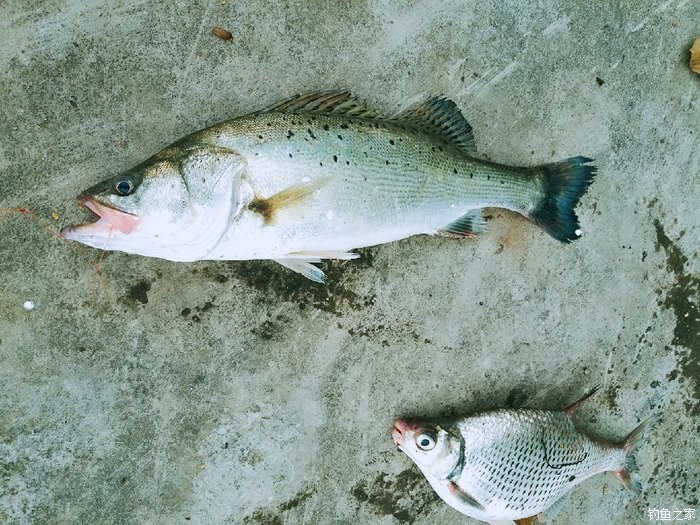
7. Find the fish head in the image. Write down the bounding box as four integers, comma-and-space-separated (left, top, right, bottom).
392, 417, 462, 478
61, 145, 246, 261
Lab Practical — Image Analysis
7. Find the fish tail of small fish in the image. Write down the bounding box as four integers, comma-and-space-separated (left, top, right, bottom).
615, 414, 660, 495
529, 156, 597, 242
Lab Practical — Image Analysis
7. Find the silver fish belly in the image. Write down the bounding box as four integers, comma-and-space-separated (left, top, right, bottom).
392, 388, 656, 523
61, 91, 597, 282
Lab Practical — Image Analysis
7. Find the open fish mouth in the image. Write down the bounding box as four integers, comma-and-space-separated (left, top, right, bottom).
392, 418, 407, 446
60, 194, 141, 238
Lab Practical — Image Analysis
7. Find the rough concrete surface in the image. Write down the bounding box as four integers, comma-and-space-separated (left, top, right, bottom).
0, 1, 698, 524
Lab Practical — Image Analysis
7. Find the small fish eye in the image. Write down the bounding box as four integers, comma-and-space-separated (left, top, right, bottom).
416, 433, 436, 451
115, 179, 134, 196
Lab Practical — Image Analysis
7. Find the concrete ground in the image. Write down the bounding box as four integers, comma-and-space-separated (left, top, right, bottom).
1, 1, 698, 524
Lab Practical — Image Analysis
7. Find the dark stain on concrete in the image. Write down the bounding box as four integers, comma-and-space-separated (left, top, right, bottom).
232, 249, 376, 315
352, 469, 439, 523
128, 280, 151, 304
251, 315, 290, 341
180, 300, 216, 323
244, 488, 315, 524
653, 219, 699, 414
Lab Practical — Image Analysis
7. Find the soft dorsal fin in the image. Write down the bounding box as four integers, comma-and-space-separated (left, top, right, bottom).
260, 91, 380, 119
393, 96, 477, 155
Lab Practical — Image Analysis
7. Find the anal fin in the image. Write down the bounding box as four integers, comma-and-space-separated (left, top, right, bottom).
514, 516, 540, 525
438, 209, 486, 238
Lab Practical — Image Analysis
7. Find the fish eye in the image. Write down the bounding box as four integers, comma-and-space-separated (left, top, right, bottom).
115, 178, 135, 196
416, 432, 436, 451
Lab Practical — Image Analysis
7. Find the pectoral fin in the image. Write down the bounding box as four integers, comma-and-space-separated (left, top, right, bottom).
250, 176, 332, 224
448, 481, 484, 511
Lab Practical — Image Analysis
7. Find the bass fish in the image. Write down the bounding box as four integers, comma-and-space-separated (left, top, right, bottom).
392, 387, 655, 525
61, 91, 596, 282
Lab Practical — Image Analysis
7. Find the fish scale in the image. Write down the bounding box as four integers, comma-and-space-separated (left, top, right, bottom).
61, 91, 596, 282
457, 410, 620, 517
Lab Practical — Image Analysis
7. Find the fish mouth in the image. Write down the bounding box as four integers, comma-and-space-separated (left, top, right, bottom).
60, 194, 141, 238
392, 418, 408, 446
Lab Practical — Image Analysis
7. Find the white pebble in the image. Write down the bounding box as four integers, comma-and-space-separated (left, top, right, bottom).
575, 229, 583, 237
23, 300, 35, 310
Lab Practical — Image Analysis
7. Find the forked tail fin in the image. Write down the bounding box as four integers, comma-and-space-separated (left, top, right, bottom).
529, 156, 597, 242
615, 415, 660, 495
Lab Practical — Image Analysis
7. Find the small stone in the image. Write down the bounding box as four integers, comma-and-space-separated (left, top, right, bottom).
23, 300, 35, 310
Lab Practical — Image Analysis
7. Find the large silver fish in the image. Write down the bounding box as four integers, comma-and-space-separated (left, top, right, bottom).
392, 387, 656, 525
61, 91, 596, 282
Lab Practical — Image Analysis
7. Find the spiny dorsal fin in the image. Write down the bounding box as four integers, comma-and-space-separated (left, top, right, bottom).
262, 92, 476, 154
564, 384, 602, 417
260, 91, 380, 119
393, 96, 477, 155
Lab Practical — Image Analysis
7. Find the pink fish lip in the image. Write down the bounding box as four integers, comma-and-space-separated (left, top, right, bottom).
392, 418, 409, 445
62, 194, 141, 236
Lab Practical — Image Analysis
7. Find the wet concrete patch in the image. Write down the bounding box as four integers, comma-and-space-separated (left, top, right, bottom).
352, 469, 439, 523
653, 219, 699, 414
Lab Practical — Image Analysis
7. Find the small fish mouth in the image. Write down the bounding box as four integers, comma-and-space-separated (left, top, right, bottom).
392, 418, 408, 446
60, 194, 141, 238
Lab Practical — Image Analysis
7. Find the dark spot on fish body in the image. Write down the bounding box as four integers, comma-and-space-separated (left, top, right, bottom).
289, 153, 293, 158
307, 129, 316, 139
470, 173, 474, 178
333, 155, 338, 162
453, 168, 457, 174
389, 139, 395, 145
286, 130, 294, 139
337, 134, 343, 140
257, 134, 263, 139
323, 124, 329, 131
181, 307, 191, 317
568, 475, 576, 481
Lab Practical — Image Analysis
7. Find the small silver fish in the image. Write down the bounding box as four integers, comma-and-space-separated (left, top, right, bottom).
392, 387, 656, 525
61, 91, 596, 282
